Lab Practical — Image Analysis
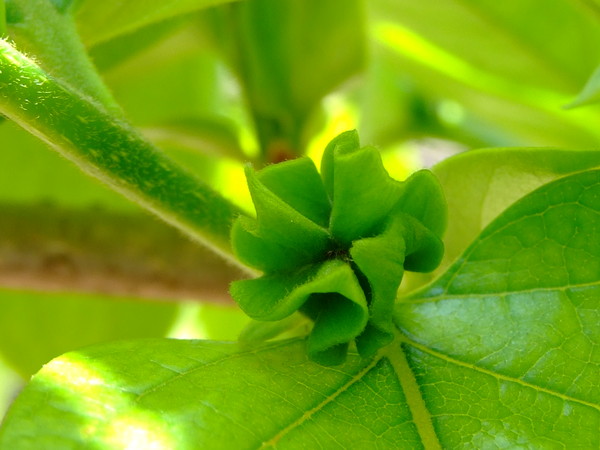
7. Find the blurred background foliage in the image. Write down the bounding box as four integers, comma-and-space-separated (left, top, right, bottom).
1, 0, 600, 417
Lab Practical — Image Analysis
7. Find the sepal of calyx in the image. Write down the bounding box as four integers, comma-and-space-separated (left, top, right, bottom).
230, 130, 447, 365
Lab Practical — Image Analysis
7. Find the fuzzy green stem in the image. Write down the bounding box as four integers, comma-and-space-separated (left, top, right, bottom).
6, 0, 120, 113
0, 39, 248, 268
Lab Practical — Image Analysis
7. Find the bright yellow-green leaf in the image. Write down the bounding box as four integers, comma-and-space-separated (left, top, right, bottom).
432, 148, 600, 276
75, 0, 242, 46
568, 63, 600, 108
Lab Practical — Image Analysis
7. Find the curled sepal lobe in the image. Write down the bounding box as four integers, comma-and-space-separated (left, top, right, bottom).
230, 130, 446, 365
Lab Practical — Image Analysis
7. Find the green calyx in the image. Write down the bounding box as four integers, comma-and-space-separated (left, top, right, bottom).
230, 130, 447, 365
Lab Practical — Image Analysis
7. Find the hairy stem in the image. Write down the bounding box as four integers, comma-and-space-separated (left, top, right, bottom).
0, 39, 249, 269
5, 0, 120, 113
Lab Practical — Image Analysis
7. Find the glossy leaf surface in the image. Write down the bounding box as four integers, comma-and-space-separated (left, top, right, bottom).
396, 169, 600, 446
431, 148, 600, 275
0, 339, 425, 449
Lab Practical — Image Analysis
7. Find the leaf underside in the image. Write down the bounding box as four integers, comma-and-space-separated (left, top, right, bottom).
1, 170, 599, 447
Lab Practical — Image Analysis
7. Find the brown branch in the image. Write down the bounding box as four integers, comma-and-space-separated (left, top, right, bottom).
0, 203, 248, 302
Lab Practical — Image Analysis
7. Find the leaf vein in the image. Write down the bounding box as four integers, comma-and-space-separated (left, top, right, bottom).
400, 336, 600, 411
258, 358, 380, 448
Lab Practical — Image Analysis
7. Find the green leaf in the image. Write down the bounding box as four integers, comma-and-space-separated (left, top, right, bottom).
0, 40, 246, 265
0, 0, 6, 36
97, 26, 224, 124
371, 0, 600, 148
88, 15, 188, 72
75, 0, 242, 46
394, 169, 600, 446
0, 339, 427, 448
567, 63, 600, 108
431, 148, 600, 277
373, 0, 600, 94
205, 0, 365, 157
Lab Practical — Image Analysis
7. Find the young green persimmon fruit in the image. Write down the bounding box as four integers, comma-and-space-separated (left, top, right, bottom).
230, 130, 447, 365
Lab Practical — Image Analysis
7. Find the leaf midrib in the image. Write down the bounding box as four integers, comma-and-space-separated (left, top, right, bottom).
404, 280, 600, 304
385, 342, 441, 450
258, 357, 379, 449
135, 340, 295, 401
399, 335, 600, 412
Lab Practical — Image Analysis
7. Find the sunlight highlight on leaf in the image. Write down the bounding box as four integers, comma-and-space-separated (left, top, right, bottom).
374, 22, 567, 112
32, 354, 179, 449
42, 355, 126, 417
44, 358, 104, 389
103, 412, 176, 450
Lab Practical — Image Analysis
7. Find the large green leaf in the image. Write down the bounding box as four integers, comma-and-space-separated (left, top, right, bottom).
370, 0, 600, 148
568, 63, 600, 108
2, 170, 598, 447
432, 148, 600, 274
395, 169, 600, 446
0, 339, 428, 448
203, 0, 365, 158
75, 0, 242, 46
373, 0, 600, 93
